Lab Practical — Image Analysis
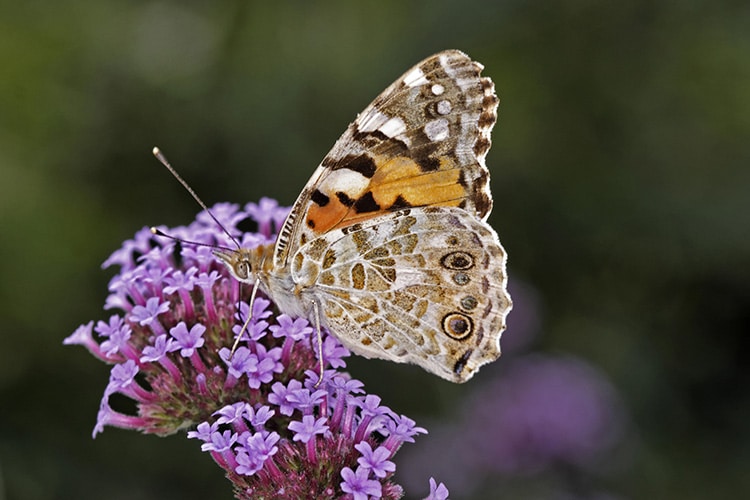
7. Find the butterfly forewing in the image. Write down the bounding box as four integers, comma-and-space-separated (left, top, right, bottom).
273, 50, 499, 269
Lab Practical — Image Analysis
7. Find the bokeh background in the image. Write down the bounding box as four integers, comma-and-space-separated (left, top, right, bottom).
2, 1, 748, 499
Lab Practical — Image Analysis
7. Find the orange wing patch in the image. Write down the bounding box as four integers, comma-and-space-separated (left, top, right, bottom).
368, 155, 464, 208
305, 154, 467, 235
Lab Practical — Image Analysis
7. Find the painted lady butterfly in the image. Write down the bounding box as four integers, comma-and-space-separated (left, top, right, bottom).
215, 50, 512, 383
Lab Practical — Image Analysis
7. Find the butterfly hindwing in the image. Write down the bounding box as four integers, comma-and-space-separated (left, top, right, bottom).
290, 206, 510, 383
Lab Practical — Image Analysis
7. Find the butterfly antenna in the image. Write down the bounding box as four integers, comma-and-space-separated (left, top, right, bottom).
152, 146, 241, 249
149, 227, 235, 252
151, 147, 252, 357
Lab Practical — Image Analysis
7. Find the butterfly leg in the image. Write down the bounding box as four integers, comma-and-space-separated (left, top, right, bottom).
230, 278, 261, 355
312, 299, 324, 387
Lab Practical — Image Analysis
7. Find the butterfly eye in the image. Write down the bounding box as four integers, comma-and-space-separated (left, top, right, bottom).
235, 260, 252, 280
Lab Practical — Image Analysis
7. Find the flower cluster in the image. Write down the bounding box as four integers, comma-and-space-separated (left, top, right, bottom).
65, 198, 449, 500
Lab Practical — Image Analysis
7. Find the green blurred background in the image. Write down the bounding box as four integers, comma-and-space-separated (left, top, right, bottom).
1, 1, 748, 499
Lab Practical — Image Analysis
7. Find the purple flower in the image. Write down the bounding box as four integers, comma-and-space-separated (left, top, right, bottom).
195, 271, 221, 321
248, 405, 274, 429
164, 268, 198, 319
321, 336, 349, 368
95, 315, 138, 359
355, 442, 396, 478
230, 300, 273, 345
424, 477, 449, 500
245, 431, 280, 461
220, 346, 252, 380
330, 376, 365, 395
95, 314, 126, 338
195, 202, 245, 231
142, 265, 170, 294
108, 270, 146, 309
269, 314, 313, 340
254, 343, 283, 372
64, 321, 107, 360
289, 415, 329, 443
100, 327, 133, 358
232, 318, 269, 343
92, 400, 147, 438
140, 334, 172, 362
235, 448, 264, 476
203, 429, 237, 453
163, 268, 197, 294
268, 379, 302, 416
181, 245, 215, 272
340, 465, 383, 499
194, 270, 221, 290
243, 352, 277, 389
214, 402, 251, 426
287, 386, 327, 415
168, 322, 206, 357
355, 395, 389, 441
187, 421, 216, 442
130, 296, 170, 332
382, 414, 427, 452
234, 431, 279, 476
107, 359, 139, 393
66, 200, 438, 499
249, 296, 273, 321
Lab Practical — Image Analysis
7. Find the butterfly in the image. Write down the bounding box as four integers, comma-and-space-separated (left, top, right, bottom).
214, 50, 512, 383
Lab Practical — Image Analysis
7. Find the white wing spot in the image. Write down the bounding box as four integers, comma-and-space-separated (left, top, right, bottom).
440, 52, 477, 92
424, 118, 450, 141
320, 168, 370, 198
358, 110, 389, 133
436, 99, 452, 115
431, 84, 445, 95
403, 67, 429, 87
379, 116, 407, 138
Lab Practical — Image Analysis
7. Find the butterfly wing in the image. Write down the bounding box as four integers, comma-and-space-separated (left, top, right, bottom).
273, 50, 499, 268
291, 207, 511, 383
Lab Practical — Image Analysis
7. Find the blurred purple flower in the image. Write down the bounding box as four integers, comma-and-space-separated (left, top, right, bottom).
244, 197, 290, 239
468, 355, 625, 472
399, 355, 627, 497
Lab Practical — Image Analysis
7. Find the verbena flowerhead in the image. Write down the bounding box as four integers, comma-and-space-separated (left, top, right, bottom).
65, 198, 449, 499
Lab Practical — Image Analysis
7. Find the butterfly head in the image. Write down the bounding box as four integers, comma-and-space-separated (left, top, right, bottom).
213, 247, 261, 284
